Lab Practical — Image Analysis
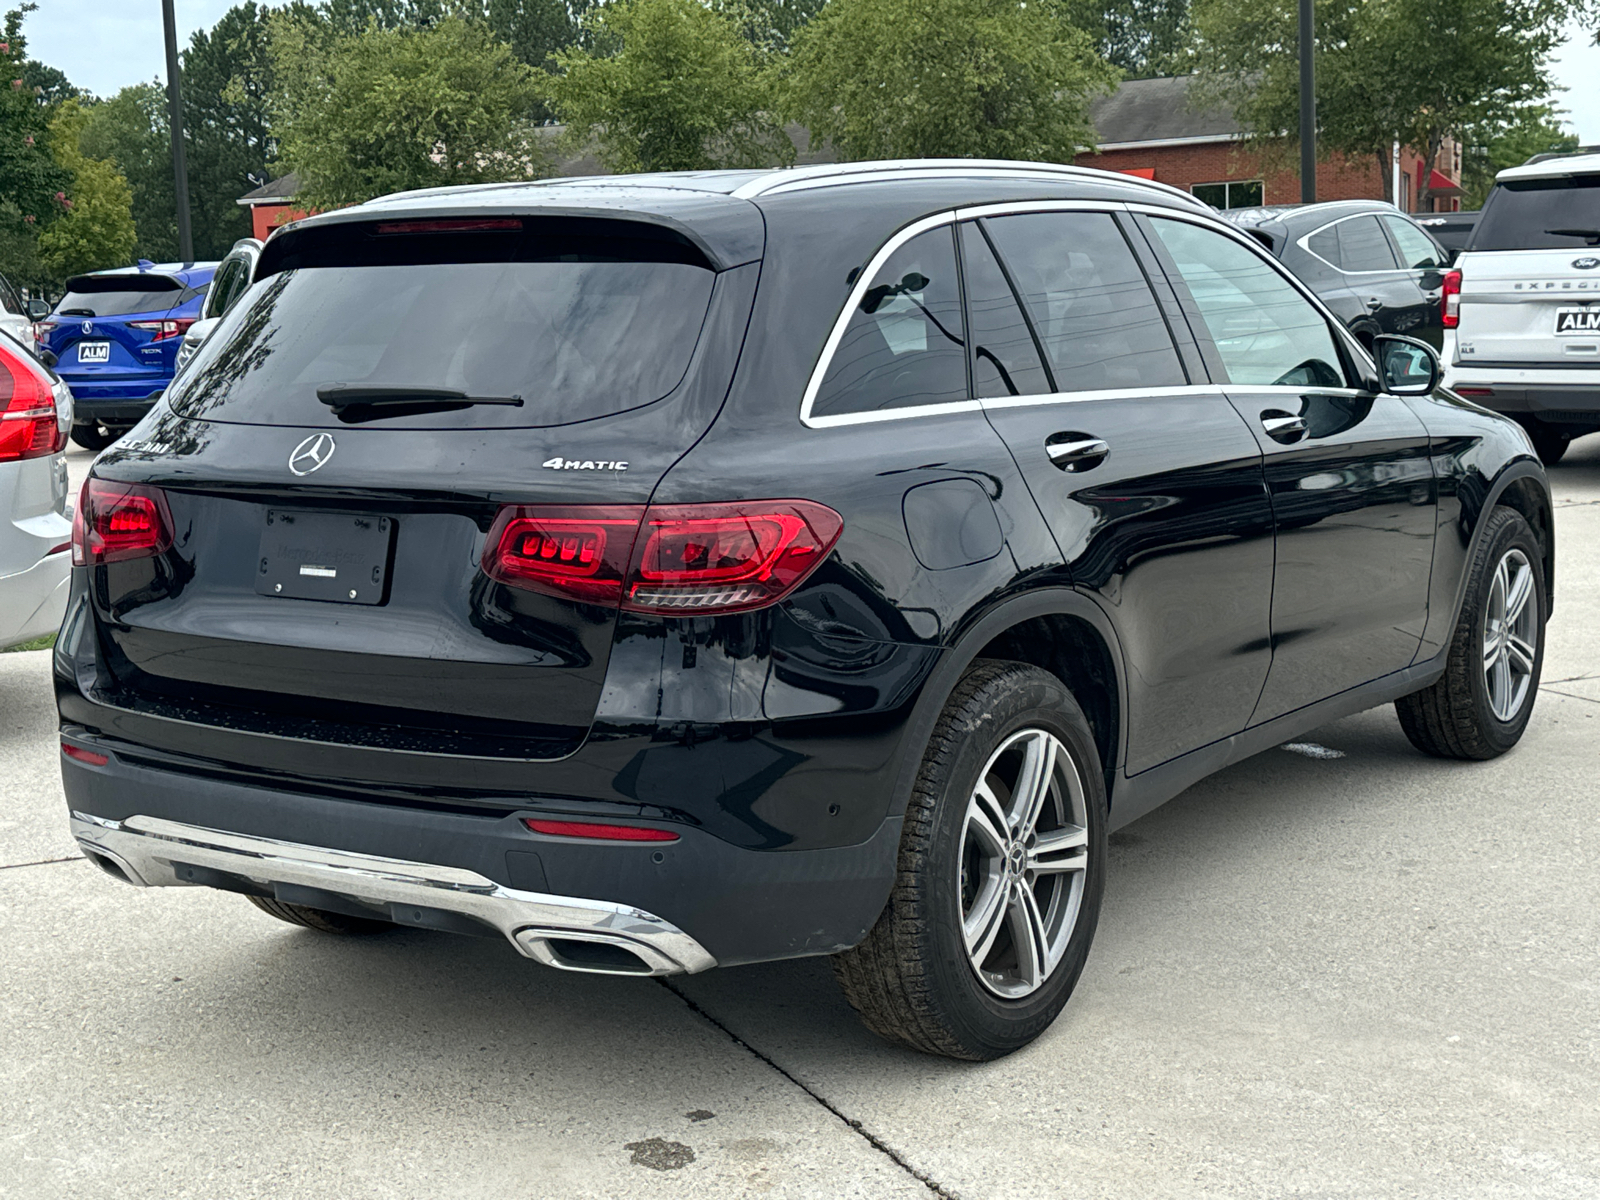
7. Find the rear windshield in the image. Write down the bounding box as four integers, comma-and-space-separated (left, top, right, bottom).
168, 217, 717, 429
1471, 176, 1600, 251
56, 274, 183, 318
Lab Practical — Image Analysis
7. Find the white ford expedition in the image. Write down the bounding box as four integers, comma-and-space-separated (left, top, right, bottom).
1444, 151, 1600, 464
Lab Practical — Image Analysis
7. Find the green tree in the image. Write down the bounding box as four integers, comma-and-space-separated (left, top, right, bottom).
81, 83, 178, 261
1090, 0, 1193, 77
785, 0, 1117, 162
1460, 104, 1579, 208
272, 15, 548, 207
0, 6, 68, 225
37, 101, 138, 278
1194, 0, 1576, 210
543, 0, 792, 173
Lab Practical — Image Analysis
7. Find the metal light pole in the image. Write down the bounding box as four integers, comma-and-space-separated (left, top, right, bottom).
162, 0, 194, 262
1298, 0, 1316, 204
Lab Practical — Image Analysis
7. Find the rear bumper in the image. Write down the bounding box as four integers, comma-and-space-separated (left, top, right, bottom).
58, 733, 902, 969
68, 395, 162, 424
72, 811, 717, 976
0, 548, 70, 649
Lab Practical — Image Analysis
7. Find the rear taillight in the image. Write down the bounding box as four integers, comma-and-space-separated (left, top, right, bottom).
1442, 269, 1462, 328
33, 320, 57, 342
72, 478, 174, 567
0, 340, 63, 462
128, 318, 195, 342
483, 500, 843, 616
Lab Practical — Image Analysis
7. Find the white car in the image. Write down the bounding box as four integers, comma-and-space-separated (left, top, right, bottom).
1443, 150, 1600, 464
0, 271, 35, 350
174, 237, 261, 377
0, 327, 72, 649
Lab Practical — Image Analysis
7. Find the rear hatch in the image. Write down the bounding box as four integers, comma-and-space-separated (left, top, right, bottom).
1456, 172, 1600, 366
87, 212, 758, 762
45, 273, 191, 385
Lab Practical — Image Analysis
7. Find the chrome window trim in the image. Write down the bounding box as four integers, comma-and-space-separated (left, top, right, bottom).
1294, 211, 1416, 277
980, 384, 1225, 411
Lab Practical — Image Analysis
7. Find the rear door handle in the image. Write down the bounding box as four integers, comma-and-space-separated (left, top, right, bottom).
1366, 296, 1384, 310
1045, 436, 1109, 472
1260, 411, 1307, 443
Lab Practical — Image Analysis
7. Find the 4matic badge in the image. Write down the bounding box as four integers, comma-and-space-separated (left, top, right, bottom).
542, 457, 629, 472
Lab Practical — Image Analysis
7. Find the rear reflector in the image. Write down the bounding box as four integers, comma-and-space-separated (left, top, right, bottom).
1455, 387, 1495, 397
62, 743, 109, 766
523, 818, 679, 842
73, 478, 175, 566
483, 500, 843, 615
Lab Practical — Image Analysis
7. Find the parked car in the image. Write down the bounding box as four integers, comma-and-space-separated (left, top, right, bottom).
1444, 151, 1600, 464
174, 238, 261, 377
35, 261, 216, 451
1414, 210, 1480, 262
0, 270, 36, 350
59, 162, 1552, 1060
0, 326, 72, 649
1221, 200, 1451, 350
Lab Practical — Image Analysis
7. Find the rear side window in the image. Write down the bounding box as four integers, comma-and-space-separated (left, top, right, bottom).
56, 274, 182, 318
1383, 216, 1445, 269
960, 224, 1050, 399
811, 226, 968, 419
1472, 175, 1600, 251
983, 211, 1185, 392
1330, 216, 1399, 272
1151, 217, 1348, 389
170, 218, 718, 429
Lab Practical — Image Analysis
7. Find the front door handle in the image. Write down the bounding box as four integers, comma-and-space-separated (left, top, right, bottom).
1260, 410, 1307, 443
1045, 435, 1109, 472
1366, 296, 1384, 310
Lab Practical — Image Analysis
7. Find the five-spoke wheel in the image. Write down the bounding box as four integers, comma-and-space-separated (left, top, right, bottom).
1482, 547, 1538, 723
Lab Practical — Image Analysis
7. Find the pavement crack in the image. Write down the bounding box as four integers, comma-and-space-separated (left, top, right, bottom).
658, 978, 957, 1198
1540, 686, 1600, 705
0, 854, 84, 872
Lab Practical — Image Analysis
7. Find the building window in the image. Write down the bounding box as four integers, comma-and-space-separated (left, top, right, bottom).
1191, 180, 1264, 210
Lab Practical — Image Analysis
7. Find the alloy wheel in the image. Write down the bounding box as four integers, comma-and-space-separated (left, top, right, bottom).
1482, 547, 1538, 723
958, 728, 1090, 999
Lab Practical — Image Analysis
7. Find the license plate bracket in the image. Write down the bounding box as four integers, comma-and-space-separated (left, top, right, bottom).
78, 341, 110, 363
1555, 307, 1600, 334
255, 510, 395, 605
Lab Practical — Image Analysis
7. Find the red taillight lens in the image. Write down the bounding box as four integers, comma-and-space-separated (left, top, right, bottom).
61, 743, 109, 766
626, 501, 843, 615
482, 505, 645, 605
128, 318, 196, 342
0, 340, 62, 462
482, 500, 843, 615
1441, 269, 1462, 329
72, 478, 174, 567
523, 818, 679, 842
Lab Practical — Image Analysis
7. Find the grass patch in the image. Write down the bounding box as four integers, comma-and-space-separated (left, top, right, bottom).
3, 633, 56, 653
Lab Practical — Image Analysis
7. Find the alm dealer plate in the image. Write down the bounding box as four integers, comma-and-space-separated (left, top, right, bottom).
1555, 307, 1600, 334
255, 510, 395, 605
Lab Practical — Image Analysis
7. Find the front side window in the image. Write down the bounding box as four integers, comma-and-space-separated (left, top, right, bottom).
811, 226, 968, 419
1383, 216, 1445, 269
983, 212, 1185, 393
1151, 217, 1348, 389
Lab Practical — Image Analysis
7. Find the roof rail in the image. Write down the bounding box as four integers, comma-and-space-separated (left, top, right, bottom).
728, 159, 1211, 209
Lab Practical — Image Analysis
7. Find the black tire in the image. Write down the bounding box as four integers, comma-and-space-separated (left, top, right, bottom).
70, 423, 121, 452
246, 894, 394, 935
832, 660, 1107, 1060
1396, 507, 1545, 760
1521, 420, 1570, 466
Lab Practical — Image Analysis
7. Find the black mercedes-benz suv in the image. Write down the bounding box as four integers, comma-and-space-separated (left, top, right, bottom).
58, 161, 1553, 1060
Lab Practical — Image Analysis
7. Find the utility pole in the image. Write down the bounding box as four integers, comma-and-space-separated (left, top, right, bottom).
162, 0, 194, 262
1298, 0, 1316, 204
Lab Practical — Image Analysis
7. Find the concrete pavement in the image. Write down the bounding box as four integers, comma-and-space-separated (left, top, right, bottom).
5, 439, 1599, 1198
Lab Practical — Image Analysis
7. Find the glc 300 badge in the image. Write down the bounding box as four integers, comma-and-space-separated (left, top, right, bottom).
542, 457, 629, 471
288, 433, 337, 476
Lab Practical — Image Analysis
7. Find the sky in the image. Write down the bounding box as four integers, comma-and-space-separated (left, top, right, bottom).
17, 0, 1600, 145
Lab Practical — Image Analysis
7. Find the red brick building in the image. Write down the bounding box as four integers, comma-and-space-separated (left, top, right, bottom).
1074, 76, 1463, 212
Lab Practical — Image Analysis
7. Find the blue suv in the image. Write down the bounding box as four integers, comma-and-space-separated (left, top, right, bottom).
38, 261, 216, 450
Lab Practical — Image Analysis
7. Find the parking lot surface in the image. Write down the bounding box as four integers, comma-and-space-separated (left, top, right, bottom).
5, 441, 1598, 1198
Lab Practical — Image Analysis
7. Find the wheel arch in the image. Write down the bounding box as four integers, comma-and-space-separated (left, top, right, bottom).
886, 589, 1129, 823
1489, 468, 1555, 614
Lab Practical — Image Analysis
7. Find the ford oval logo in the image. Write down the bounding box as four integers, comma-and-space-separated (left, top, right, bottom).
1574, 257, 1600, 270
288, 433, 336, 476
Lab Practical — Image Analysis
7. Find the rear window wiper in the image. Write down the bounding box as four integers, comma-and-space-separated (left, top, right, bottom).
57, 308, 95, 317
315, 384, 524, 420
1545, 228, 1600, 244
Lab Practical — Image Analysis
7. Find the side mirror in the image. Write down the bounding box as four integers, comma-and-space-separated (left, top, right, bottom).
26, 298, 50, 320
185, 316, 220, 345
1375, 334, 1440, 395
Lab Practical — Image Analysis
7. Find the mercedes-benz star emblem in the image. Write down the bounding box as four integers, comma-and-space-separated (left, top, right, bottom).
81, 320, 92, 335
288, 433, 336, 476
1574, 257, 1600, 270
